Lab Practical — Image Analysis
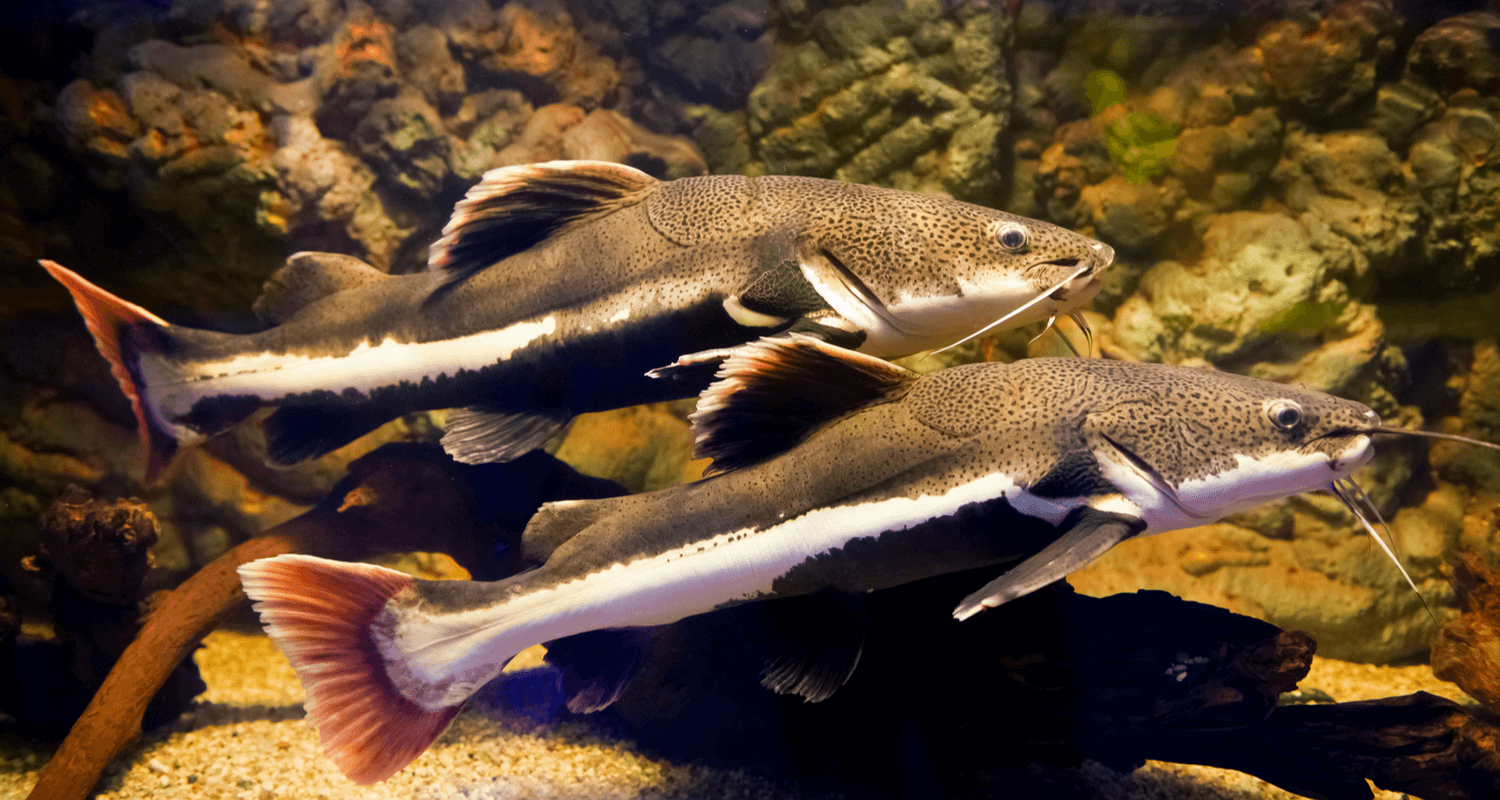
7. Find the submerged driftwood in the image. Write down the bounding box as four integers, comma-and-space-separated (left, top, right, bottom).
2, 486, 202, 741
571, 573, 1500, 799
24, 443, 1500, 800
24, 444, 619, 800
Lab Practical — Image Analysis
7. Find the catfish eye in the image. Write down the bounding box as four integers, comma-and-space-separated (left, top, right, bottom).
991, 221, 1029, 251
1267, 399, 1304, 431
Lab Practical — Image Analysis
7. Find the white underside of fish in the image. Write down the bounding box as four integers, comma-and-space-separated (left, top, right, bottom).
143, 315, 561, 429
379, 470, 1091, 709
1094, 438, 1372, 533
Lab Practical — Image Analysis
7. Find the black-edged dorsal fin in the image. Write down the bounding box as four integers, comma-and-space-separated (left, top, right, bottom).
690, 335, 913, 475
253, 251, 390, 326
429, 160, 659, 277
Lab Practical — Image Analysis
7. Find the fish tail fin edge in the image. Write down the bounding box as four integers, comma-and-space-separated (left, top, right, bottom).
39, 260, 179, 483
238, 554, 463, 785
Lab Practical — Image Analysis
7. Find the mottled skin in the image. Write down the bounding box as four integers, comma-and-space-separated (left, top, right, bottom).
135, 165, 1113, 463
403, 352, 1377, 631
237, 343, 1384, 780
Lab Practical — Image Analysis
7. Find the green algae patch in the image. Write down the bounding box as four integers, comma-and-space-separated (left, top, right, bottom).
1084, 69, 1128, 115
1105, 111, 1177, 183
1086, 69, 1177, 183
1257, 300, 1349, 335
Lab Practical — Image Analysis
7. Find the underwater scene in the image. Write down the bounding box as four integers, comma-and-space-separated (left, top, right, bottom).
3, 0, 1500, 797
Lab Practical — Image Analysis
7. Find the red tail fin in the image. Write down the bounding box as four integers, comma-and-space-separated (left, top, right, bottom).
39, 260, 178, 483
237, 554, 464, 784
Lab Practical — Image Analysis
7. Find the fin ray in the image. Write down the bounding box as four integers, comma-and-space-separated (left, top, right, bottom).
758, 591, 867, 703
544, 628, 658, 713
40, 260, 179, 483
238, 554, 463, 785
952, 507, 1144, 620
690, 335, 912, 474
440, 405, 572, 465
264, 404, 390, 464
430, 160, 658, 277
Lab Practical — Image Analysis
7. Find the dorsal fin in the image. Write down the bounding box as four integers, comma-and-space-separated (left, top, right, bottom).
253, 251, 390, 325
690, 335, 913, 475
429, 160, 659, 277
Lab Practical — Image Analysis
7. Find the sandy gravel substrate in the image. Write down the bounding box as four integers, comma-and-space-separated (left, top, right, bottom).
0, 630, 1477, 800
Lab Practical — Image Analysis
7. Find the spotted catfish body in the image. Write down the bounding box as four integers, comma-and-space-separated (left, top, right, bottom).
41, 160, 1113, 481
239, 336, 1378, 784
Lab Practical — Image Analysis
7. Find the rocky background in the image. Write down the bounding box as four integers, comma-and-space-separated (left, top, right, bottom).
3, 0, 1500, 691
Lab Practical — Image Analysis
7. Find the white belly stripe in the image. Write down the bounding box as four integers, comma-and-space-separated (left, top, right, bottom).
395, 472, 1087, 688
151, 316, 559, 415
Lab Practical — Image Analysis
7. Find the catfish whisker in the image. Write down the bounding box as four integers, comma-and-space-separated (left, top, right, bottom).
1028, 313, 1086, 358
1327, 479, 1436, 624
1055, 325, 1085, 358
1365, 425, 1500, 452
1027, 313, 1058, 346
1068, 310, 1094, 357
929, 262, 1092, 357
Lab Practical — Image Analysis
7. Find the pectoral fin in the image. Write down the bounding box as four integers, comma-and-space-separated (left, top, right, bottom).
731, 254, 830, 323
646, 313, 867, 385
952, 507, 1145, 621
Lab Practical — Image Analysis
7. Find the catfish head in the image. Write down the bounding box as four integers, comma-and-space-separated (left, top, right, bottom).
1079, 370, 1379, 532
791, 186, 1115, 356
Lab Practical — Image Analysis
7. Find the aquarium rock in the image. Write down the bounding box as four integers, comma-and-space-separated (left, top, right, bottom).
744, 0, 1010, 203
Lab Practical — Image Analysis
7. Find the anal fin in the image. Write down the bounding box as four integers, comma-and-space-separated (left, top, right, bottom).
952, 507, 1145, 620
759, 591, 867, 703
440, 405, 572, 465
544, 628, 659, 713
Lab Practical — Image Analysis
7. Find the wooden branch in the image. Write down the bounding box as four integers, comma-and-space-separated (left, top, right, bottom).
24, 443, 515, 800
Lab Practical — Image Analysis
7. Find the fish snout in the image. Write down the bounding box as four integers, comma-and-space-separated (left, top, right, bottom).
1089, 240, 1116, 271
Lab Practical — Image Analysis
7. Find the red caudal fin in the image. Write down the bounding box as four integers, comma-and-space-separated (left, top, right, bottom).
38, 260, 179, 483
237, 554, 464, 784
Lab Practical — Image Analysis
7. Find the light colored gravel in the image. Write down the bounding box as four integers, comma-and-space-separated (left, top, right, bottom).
0, 630, 1479, 800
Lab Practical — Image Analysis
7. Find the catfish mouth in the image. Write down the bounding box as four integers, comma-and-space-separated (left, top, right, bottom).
1039, 239, 1114, 301
1039, 258, 1082, 288
1039, 257, 1099, 304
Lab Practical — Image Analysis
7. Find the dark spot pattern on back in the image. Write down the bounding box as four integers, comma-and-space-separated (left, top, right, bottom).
645, 175, 761, 245
903, 358, 1376, 489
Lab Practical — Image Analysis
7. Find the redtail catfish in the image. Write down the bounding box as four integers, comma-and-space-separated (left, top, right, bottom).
43, 160, 1113, 481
